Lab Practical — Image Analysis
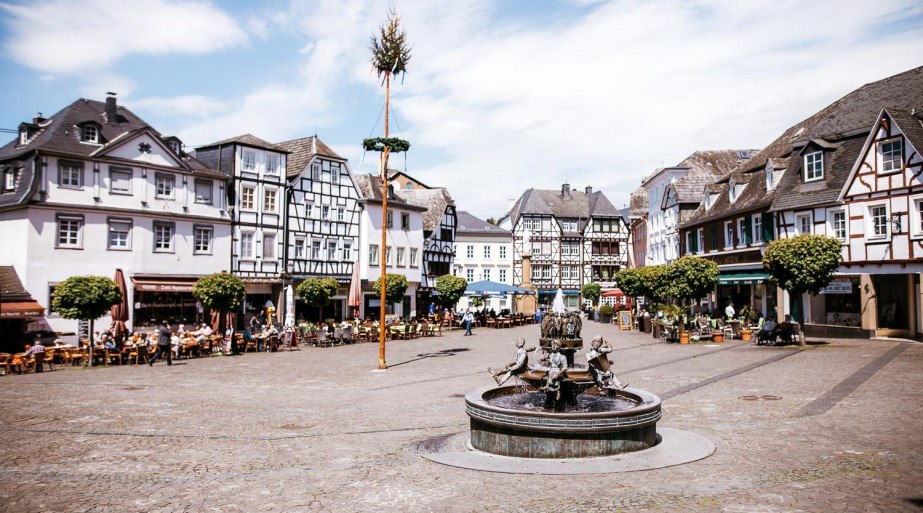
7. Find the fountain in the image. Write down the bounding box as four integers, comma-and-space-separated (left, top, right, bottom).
470, 332, 661, 459
538, 289, 583, 367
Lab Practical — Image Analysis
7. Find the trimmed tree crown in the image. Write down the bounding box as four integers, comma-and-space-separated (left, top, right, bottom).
373, 273, 409, 305
763, 234, 843, 294
435, 274, 467, 308
51, 275, 122, 321
193, 272, 246, 313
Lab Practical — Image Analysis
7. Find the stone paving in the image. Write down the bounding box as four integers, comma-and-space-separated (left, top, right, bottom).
0, 322, 920, 512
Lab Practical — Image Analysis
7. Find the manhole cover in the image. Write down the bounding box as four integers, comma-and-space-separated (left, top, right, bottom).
761, 395, 782, 400
738, 395, 760, 401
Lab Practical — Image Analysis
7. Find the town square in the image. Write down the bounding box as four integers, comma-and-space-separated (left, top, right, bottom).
0, 1, 921, 512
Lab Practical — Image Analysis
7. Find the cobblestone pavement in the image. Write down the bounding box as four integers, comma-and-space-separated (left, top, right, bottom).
0, 323, 920, 512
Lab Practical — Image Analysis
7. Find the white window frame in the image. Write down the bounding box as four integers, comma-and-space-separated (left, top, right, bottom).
327, 240, 337, 260
752, 214, 763, 243
109, 168, 132, 195
410, 248, 418, 267
107, 218, 131, 251
499, 269, 507, 283
294, 237, 305, 259
322, 205, 330, 220
342, 241, 353, 261
484, 245, 492, 259
311, 163, 321, 181
240, 232, 255, 259
804, 151, 824, 182
59, 161, 83, 188
337, 207, 345, 222
483, 268, 491, 281
397, 247, 405, 266
724, 221, 734, 249
829, 208, 847, 242
737, 218, 747, 247
3, 169, 14, 191
499, 245, 507, 260
796, 213, 812, 236
304, 199, 314, 218
194, 225, 213, 255
911, 195, 923, 239
194, 179, 213, 205
241, 186, 256, 211
541, 266, 551, 280
265, 154, 280, 175
153, 222, 174, 253
155, 173, 175, 199
765, 169, 774, 191
385, 245, 392, 266
878, 138, 902, 174
263, 187, 277, 213
263, 233, 276, 259
866, 203, 889, 240
401, 212, 410, 230
386, 211, 393, 228
466, 268, 475, 282
331, 163, 340, 183
242, 150, 257, 172
467, 245, 474, 259
82, 125, 99, 144
369, 244, 379, 265
686, 231, 695, 255
697, 228, 704, 254
56, 215, 83, 249
311, 239, 321, 260
728, 179, 737, 203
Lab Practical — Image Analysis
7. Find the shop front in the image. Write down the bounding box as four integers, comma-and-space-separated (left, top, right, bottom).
131, 275, 202, 329
716, 271, 771, 320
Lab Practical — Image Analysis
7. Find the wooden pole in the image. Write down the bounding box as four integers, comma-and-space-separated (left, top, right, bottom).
378, 73, 391, 370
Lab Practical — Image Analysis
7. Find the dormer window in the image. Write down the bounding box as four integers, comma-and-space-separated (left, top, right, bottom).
878, 139, 902, 174
82, 124, 99, 144
804, 151, 823, 181
19, 129, 28, 145
705, 192, 718, 210
728, 179, 737, 202
168, 139, 181, 154
766, 168, 774, 190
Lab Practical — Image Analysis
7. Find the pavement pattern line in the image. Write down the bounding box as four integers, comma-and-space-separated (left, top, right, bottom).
621, 341, 746, 374
795, 341, 913, 418
659, 348, 803, 400
418, 427, 716, 474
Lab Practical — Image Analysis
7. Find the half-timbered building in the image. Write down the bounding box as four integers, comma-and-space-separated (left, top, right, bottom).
276, 136, 361, 320
0, 95, 232, 336
502, 184, 628, 309
194, 134, 288, 319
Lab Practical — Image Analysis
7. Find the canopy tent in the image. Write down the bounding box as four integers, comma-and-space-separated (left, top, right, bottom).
463, 280, 535, 297
601, 289, 625, 298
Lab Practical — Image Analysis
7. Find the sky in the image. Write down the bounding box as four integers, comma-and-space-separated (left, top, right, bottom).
1, 0, 921, 219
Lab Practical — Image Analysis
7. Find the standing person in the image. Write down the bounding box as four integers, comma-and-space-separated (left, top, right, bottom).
463, 309, 475, 336
149, 320, 173, 366
724, 302, 736, 320
25, 336, 45, 372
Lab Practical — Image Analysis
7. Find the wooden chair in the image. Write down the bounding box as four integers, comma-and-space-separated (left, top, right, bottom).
314, 329, 329, 347
0, 353, 11, 375
42, 349, 56, 371
428, 324, 442, 337
128, 345, 149, 365
486, 318, 497, 329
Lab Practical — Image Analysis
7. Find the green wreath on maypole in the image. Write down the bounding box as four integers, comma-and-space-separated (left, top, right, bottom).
363, 137, 411, 154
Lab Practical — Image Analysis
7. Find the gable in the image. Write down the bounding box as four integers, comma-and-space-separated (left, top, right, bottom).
99, 132, 185, 168
840, 110, 923, 200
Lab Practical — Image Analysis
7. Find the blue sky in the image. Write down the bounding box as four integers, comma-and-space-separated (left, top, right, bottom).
1, 0, 922, 219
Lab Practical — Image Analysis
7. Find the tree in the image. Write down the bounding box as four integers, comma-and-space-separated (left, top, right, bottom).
52, 275, 121, 367
297, 278, 340, 321
615, 265, 670, 303
613, 267, 647, 298
470, 296, 484, 311
193, 272, 245, 353
369, 10, 412, 370
373, 273, 410, 307
581, 282, 602, 307
486, 217, 498, 225
665, 257, 719, 312
435, 274, 467, 310
763, 234, 842, 341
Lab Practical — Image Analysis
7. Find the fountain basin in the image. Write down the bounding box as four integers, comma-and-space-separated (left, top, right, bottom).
466, 385, 661, 458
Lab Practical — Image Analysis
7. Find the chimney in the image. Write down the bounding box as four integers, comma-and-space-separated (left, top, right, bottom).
585, 186, 592, 195
105, 92, 118, 123
561, 183, 570, 197
33, 112, 46, 125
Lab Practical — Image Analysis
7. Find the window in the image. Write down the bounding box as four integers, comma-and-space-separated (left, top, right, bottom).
331, 163, 340, 183
804, 151, 823, 181
311, 163, 321, 181
337, 207, 345, 222
697, 228, 704, 254
327, 241, 337, 260
294, 237, 305, 259
831, 210, 847, 241
263, 234, 276, 259
386, 211, 393, 228
686, 231, 695, 255
879, 139, 902, 173
342, 241, 353, 261
153, 222, 174, 252
243, 150, 256, 171
499, 269, 507, 283
737, 218, 747, 246
868, 205, 888, 238
724, 221, 734, 248
4, 169, 15, 191
483, 268, 491, 281
466, 269, 475, 282
241, 186, 255, 210
82, 125, 99, 143
108, 219, 131, 250
56, 215, 83, 248
397, 247, 405, 266
796, 213, 812, 235
241, 232, 254, 258
752, 215, 763, 243
59, 161, 83, 188
499, 245, 507, 259
466, 245, 474, 259
484, 245, 492, 259
195, 179, 213, 205
155, 174, 175, 199
266, 154, 280, 175
168, 140, 181, 154
263, 188, 276, 212
369, 244, 379, 265
401, 212, 410, 230
562, 243, 579, 256
109, 168, 132, 194
410, 248, 418, 267
194, 225, 213, 254
542, 266, 551, 279
385, 246, 392, 265
311, 240, 321, 259
914, 198, 923, 237
304, 200, 314, 218
321, 205, 330, 220
729, 179, 737, 203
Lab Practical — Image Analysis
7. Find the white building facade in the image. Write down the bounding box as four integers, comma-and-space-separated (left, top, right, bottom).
453, 211, 513, 313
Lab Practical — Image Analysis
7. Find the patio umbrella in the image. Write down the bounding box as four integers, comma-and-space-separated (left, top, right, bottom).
284, 285, 295, 327
109, 268, 129, 339
347, 264, 362, 318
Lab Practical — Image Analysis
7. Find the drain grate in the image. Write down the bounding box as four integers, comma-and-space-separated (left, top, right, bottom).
738, 395, 760, 401
761, 395, 782, 400
738, 395, 782, 401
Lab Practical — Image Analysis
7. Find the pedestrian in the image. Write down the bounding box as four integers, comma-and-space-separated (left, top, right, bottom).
25, 336, 45, 372
725, 302, 736, 320
463, 309, 474, 336
149, 320, 172, 366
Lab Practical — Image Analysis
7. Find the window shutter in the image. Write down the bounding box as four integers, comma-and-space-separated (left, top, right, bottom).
744, 219, 753, 244
710, 226, 718, 250
761, 213, 774, 241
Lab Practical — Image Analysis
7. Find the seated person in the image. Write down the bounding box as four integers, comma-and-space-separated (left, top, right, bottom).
171, 332, 181, 357
103, 336, 118, 352
757, 319, 779, 344
194, 323, 213, 343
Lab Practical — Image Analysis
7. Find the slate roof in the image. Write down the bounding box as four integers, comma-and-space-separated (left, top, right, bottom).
456, 211, 510, 236
889, 108, 923, 156
394, 187, 455, 231
507, 185, 624, 228
353, 173, 426, 211
275, 136, 343, 179
628, 185, 648, 218
0, 266, 35, 302
196, 133, 288, 153
670, 150, 759, 203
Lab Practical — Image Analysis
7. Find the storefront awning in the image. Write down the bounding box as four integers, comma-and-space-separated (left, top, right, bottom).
131, 276, 198, 293
717, 272, 770, 286
0, 301, 46, 319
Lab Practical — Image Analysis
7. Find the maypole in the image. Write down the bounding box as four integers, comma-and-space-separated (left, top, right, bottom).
367, 10, 411, 369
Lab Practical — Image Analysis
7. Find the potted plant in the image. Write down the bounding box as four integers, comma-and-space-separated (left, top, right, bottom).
598, 304, 613, 324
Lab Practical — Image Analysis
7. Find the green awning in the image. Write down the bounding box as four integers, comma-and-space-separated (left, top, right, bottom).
718, 272, 770, 285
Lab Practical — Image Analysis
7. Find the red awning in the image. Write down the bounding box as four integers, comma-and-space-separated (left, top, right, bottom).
0, 301, 46, 319
601, 289, 625, 297
131, 277, 198, 293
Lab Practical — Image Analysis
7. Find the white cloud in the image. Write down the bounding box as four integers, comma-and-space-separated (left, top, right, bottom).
130, 95, 228, 118
1, 0, 247, 73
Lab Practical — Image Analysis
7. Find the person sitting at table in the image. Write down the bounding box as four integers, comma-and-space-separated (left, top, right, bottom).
103, 336, 117, 353
25, 337, 46, 372
170, 332, 182, 358
193, 323, 213, 344
177, 324, 187, 338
